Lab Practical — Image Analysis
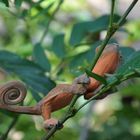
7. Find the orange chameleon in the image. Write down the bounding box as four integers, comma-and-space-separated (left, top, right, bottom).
0, 44, 120, 130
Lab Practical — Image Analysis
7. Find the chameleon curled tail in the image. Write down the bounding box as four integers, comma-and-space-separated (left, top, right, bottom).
0, 81, 41, 115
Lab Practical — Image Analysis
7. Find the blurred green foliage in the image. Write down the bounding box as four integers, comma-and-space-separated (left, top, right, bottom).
0, 0, 140, 140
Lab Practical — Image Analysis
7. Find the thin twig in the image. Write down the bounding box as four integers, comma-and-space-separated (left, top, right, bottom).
118, 0, 138, 26
109, 0, 115, 27
0, 116, 19, 140
90, 0, 116, 71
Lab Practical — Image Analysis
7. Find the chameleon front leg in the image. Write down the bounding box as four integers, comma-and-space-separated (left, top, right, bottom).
41, 102, 59, 130
84, 91, 107, 100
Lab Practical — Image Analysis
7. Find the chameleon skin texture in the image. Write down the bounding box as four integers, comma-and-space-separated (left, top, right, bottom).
38, 84, 73, 119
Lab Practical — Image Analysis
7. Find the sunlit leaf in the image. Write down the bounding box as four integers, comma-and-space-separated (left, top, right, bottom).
31, 2, 54, 19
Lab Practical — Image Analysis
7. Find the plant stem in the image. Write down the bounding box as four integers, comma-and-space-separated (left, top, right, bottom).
109, 0, 115, 27
0, 116, 19, 140
77, 87, 111, 112
39, 0, 64, 43
118, 0, 138, 26
77, 70, 139, 113
90, 0, 116, 71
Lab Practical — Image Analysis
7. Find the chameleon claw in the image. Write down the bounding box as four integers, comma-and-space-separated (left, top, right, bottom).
44, 118, 59, 130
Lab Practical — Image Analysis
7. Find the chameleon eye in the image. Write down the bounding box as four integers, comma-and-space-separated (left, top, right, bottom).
119, 54, 123, 64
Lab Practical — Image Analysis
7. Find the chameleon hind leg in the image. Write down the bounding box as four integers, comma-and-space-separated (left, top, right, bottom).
41, 102, 58, 130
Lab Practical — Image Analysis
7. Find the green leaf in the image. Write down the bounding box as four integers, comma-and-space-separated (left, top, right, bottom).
69, 41, 101, 69
69, 15, 121, 46
116, 51, 140, 75
0, 50, 55, 98
52, 33, 65, 58
18, 72, 55, 95
21, 77, 54, 96
30, 88, 42, 102
15, 69, 55, 97
33, 43, 51, 72
2, 0, 9, 7
85, 69, 107, 85
0, 53, 44, 74
14, 0, 23, 8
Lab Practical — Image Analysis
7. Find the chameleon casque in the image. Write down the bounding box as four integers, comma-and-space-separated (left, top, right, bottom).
0, 44, 120, 130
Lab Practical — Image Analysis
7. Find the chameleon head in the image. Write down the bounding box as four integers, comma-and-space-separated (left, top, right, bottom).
73, 74, 90, 85
71, 74, 90, 94
95, 43, 120, 74
96, 43, 119, 55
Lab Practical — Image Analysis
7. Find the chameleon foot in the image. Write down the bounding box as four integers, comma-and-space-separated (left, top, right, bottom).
44, 118, 62, 130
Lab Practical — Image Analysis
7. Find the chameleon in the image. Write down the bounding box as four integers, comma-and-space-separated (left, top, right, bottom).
0, 44, 120, 130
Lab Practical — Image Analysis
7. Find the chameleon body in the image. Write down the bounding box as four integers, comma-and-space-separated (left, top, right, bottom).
84, 44, 120, 99
0, 44, 120, 130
